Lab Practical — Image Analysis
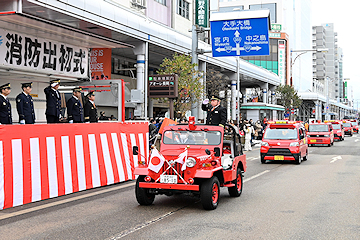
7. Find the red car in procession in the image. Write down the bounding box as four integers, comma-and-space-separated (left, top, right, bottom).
260, 121, 308, 165
349, 119, 359, 133
325, 120, 345, 141
342, 120, 353, 136
307, 123, 334, 147
134, 117, 247, 210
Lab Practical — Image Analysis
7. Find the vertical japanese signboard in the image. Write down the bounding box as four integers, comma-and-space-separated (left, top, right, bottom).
0, 29, 88, 78
90, 48, 111, 80
195, 0, 208, 27
278, 40, 286, 85
344, 81, 348, 99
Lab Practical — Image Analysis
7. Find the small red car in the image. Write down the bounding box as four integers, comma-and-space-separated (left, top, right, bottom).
134, 119, 247, 210
342, 120, 353, 136
349, 119, 359, 133
325, 120, 344, 141
307, 123, 334, 147
261, 121, 308, 164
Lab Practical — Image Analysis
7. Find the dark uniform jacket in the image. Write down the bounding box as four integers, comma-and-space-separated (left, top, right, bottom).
44, 86, 61, 117
16, 92, 35, 124
0, 95, 12, 124
201, 103, 227, 127
84, 99, 98, 123
66, 96, 84, 123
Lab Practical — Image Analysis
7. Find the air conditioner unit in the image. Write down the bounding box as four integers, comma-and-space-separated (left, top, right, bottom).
131, 0, 146, 9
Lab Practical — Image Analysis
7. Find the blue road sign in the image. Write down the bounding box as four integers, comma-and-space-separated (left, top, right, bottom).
210, 17, 270, 57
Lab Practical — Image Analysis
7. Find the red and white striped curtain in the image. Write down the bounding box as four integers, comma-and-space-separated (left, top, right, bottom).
0, 122, 148, 210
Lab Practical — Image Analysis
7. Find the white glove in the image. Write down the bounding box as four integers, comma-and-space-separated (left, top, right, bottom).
59, 114, 62, 119
202, 99, 209, 104
69, 120, 73, 123
20, 120, 25, 124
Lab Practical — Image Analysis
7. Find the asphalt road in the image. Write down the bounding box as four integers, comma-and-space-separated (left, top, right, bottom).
0, 135, 359, 240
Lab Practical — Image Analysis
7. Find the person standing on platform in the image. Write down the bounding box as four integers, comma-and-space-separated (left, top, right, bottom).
0, 83, 12, 124
16, 82, 35, 124
84, 91, 98, 123
44, 79, 61, 123
201, 95, 227, 127
66, 87, 84, 123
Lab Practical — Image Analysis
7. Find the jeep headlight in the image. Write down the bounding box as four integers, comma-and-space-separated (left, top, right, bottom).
186, 157, 197, 168
261, 142, 269, 146
289, 142, 299, 147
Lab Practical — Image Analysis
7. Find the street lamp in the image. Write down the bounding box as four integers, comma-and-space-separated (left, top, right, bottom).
289, 48, 328, 120
290, 48, 328, 86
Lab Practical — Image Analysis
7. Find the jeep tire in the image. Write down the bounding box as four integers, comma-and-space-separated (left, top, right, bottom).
135, 176, 155, 206
228, 168, 243, 197
201, 176, 220, 210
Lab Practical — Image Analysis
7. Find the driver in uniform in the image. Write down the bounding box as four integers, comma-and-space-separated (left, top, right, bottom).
201, 95, 227, 127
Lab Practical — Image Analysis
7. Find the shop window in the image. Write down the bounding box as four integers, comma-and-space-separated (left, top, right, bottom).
267, 61, 272, 69
273, 61, 278, 70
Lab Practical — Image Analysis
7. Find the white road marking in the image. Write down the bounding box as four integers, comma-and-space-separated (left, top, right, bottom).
355, 139, 359, 142
244, 170, 270, 182
109, 170, 271, 239
330, 155, 342, 163
0, 182, 135, 221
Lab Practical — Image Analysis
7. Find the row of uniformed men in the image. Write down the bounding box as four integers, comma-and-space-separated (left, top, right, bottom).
0, 81, 98, 124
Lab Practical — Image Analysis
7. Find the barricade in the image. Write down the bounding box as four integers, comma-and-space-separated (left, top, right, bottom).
0, 122, 148, 210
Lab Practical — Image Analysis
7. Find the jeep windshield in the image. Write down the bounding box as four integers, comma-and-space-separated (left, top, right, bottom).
163, 130, 222, 145
263, 128, 298, 140
309, 125, 329, 132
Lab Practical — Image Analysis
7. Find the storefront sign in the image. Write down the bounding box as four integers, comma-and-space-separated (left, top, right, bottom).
278, 40, 286, 85
90, 48, 111, 80
195, 0, 208, 27
0, 29, 88, 78
344, 81, 348, 99
271, 23, 282, 32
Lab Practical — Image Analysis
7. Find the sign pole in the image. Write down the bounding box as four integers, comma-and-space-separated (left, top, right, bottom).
169, 98, 174, 120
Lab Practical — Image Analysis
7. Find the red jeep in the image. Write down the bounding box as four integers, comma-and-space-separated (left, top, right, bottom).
133, 120, 247, 210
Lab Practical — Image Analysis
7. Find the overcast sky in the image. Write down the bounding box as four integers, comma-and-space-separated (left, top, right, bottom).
311, 0, 360, 103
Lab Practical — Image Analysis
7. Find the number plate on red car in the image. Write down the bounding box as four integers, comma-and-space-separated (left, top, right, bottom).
160, 175, 177, 184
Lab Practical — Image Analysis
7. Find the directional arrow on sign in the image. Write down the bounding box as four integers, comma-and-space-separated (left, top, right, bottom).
215, 45, 262, 53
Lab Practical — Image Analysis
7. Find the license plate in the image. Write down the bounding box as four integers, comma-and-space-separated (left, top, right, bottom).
160, 175, 177, 184
274, 155, 284, 160
310, 139, 316, 143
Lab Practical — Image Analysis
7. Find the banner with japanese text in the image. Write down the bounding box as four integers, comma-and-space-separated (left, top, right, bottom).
90, 48, 112, 80
0, 28, 88, 78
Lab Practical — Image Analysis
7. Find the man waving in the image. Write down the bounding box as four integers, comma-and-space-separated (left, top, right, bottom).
201, 95, 227, 127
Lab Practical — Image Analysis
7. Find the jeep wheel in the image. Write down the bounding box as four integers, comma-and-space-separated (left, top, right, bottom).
201, 176, 220, 210
228, 168, 243, 197
295, 156, 301, 165
135, 176, 155, 206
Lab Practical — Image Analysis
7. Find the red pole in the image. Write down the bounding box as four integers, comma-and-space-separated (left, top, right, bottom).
121, 79, 125, 122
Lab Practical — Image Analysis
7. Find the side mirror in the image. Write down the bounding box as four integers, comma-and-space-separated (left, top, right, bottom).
132, 146, 139, 155
205, 149, 211, 155
214, 147, 220, 157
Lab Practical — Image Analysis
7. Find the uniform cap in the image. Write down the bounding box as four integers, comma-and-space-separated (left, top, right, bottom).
86, 91, 95, 97
0, 83, 11, 90
210, 95, 221, 101
21, 82, 32, 88
50, 79, 60, 87
73, 87, 82, 92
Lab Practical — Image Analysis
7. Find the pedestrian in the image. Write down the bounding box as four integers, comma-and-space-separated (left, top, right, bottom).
44, 79, 61, 123
66, 87, 84, 123
255, 120, 263, 140
99, 111, 108, 120
244, 124, 252, 151
84, 91, 98, 123
201, 95, 227, 127
16, 82, 35, 124
0, 83, 12, 124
